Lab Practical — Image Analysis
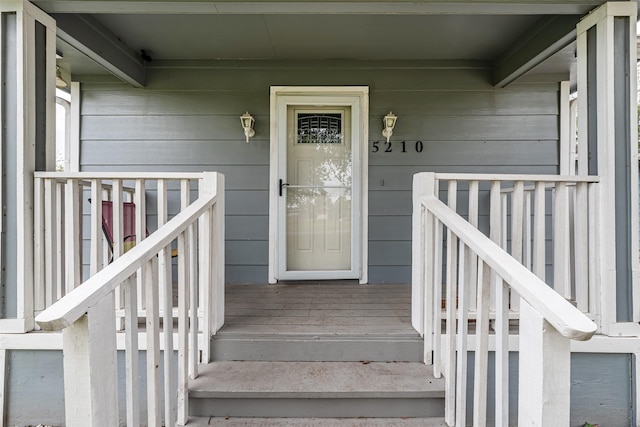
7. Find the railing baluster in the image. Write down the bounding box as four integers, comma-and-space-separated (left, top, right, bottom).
182, 179, 199, 379
533, 182, 546, 280
157, 179, 168, 313
433, 218, 443, 379
500, 193, 508, 250
124, 276, 140, 427
495, 274, 509, 427
444, 180, 457, 426
510, 181, 524, 312
90, 180, 103, 276
158, 179, 177, 426
523, 189, 532, 270
102, 188, 111, 268
111, 179, 125, 260
44, 178, 57, 308
65, 178, 82, 292
511, 181, 524, 263
467, 181, 479, 313
574, 182, 589, 312
112, 180, 125, 330
455, 241, 468, 427
473, 260, 490, 427
145, 258, 162, 426
422, 205, 434, 364
553, 182, 571, 298
587, 183, 600, 317
56, 182, 65, 301
135, 179, 146, 312
491, 182, 502, 315
177, 229, 190, 425
34, 178, 45, 312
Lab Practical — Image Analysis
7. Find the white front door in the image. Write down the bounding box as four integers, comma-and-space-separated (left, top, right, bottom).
269, 87, 369, 282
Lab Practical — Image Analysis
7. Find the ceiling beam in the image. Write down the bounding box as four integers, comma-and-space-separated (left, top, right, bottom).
493, 15, 582, 87
52, 13, 146, 87
35, 1, 605, 15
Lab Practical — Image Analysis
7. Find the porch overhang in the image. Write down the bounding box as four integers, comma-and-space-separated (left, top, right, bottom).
32, 0, 608, 15
493, 15, 582, 87
32, 0, 624, 88
53, 13, 146, 87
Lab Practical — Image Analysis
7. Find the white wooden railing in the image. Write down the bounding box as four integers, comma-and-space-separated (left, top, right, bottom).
33, 172, 207, 321
34, 172, 225, 427
413, 172, 597, 426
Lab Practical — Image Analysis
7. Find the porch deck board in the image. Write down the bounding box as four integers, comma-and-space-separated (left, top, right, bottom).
221, 283, 416, 337
186, 417, 448, 426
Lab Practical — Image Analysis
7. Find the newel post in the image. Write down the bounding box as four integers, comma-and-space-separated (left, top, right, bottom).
62, 295, 118, 426
199, 172, 225, 362
518, 300, 570, 426
412, 173, 436, 352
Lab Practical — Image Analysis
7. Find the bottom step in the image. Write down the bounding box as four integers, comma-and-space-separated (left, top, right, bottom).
186, 417, 448, 426
189, 361, 445, 418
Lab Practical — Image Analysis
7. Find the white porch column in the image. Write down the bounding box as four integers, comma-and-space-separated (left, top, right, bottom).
576, 1, 639, 334
0, 0, 56, 333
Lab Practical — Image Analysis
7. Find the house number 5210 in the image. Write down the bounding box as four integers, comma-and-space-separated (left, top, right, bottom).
371, 141, 424, 153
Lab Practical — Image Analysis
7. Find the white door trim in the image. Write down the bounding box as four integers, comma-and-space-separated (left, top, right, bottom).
268, 86, 369, 284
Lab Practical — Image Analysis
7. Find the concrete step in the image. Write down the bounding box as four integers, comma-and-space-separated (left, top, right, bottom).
211, 333, 424, 362
186, 417, 448, 426
189, 361, 445, 418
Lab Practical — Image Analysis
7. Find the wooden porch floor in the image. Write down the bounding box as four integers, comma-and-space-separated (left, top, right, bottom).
220, 282, 417, 336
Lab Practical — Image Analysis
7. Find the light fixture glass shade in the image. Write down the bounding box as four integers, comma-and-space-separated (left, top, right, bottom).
382, 111, 397, 142
240, 111, 255, 142
56, 66, 68, 89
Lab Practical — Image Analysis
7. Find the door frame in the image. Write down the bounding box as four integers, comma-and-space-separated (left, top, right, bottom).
268, 86, 369, 284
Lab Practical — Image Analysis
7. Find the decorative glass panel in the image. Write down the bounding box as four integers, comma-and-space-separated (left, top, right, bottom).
297, 113, 343, 144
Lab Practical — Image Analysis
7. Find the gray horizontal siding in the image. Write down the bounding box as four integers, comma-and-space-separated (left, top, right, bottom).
79, 62, 560, 284
82, 140, 270, 166
80, 115, 557, 142
81, 89, 557, 117
368, 140, 557, 166
461, 352, 632, 426
6, 349, 176, 426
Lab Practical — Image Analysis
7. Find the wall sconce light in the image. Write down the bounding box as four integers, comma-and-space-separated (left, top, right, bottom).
56, 66, 68, 89
382, 111, 397, 143
240, 111, 255, 143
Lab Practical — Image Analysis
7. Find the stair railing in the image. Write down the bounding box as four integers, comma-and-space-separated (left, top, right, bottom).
35, 171, 225, 427
33, 172, 206, 323
413, 172, 597, 426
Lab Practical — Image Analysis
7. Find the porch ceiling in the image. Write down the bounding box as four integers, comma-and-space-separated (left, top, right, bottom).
73, 14, 541, 62
37, 0, 616, 86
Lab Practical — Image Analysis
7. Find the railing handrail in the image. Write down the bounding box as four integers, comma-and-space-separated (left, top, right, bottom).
422, 194, 597, 341
433, 173, 599, 183
34, 171, 205, 180
35, 192, 217, 331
